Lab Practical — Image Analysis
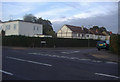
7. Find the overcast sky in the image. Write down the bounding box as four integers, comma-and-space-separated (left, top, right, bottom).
1, 2, 118, 33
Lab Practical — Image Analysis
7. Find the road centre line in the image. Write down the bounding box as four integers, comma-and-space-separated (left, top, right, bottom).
6, 56, 52, 67
95, 73, 120, 79
0, 70, 13, 76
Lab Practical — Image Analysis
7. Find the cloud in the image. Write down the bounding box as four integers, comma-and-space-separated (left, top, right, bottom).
3, 3, 33, 15
51, 2, 117, 22
52, 12, 118, 33
0, 3, 2, 20
35, 7, 72, 19
2, 2, 35, 21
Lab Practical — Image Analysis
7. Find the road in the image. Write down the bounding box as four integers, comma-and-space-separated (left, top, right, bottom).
1, 47, 119, 80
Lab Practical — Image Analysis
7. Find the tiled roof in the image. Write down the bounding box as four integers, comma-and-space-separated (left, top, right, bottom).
65, 25, 90, 34
90, 29, 105, 36
65, 24, 105, 36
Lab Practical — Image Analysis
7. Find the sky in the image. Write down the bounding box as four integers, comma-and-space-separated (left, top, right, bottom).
1, 2, 118, 33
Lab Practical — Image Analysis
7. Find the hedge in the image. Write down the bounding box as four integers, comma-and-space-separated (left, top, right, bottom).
2, 36, 99, 47
110, 34, 120, 55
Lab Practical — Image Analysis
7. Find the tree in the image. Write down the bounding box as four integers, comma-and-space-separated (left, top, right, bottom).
42, 19, 56, 37
92, 26, 99, 30
36, 17, 43, 24
23, 14, 37, 22
99, 27, 107, 32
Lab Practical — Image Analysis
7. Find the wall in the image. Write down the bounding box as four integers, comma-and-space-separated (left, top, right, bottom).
57, 25, 72, 38
1, 21, 19, 36
19, 21, 43, 36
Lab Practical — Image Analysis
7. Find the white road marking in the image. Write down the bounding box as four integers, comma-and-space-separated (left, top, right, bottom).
61, 51, 80, 54
61, 52, 69, 54
106, 62, 118, 64
79, 59, 91, 61
73, 51, 80, 52
6, 56, 52, 67
92, 60, 102, 63
29, 53, 94, 62
29, 53, 37, 55
95, 73, 120, 79
29, 53, 116, 64
0, 70, 13, 76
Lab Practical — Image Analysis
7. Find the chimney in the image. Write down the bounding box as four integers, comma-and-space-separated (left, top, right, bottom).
81, 25, 84, 30
96, 29, 98, 33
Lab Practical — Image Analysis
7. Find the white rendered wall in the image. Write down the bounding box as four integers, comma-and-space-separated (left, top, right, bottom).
57, 25, 72, 38
18, 21, 43, 36
2, 21, 19, 36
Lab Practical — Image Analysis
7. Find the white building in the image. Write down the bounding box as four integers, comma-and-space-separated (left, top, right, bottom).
0, 20, 43, 36
57, 24, 108, 40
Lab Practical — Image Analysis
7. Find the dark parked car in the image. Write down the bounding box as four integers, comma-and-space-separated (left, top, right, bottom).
96, 40, 109, 51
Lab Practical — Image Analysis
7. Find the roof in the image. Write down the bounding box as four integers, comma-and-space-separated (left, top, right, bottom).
65, 24, 105, 36
65, 24, 91, 34
90, 29, 105, 36
1, 20, 41, 25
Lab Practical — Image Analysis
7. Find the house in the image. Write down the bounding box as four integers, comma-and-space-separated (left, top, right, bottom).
57, 24, 109, 40
57, 24, 92, 39
0, 20, 43, 37
89, 29, 106, 40
102, 31, 110, 40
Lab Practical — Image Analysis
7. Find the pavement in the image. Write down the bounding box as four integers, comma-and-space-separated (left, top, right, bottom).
88, 49, 119, 63
1, 47, 120, 80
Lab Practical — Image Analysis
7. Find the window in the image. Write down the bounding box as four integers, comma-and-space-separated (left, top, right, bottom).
82, 34, 84, 37
6, 25, 10, 30
78, 34, 80, 37
33, 26, 35, 30
87, 35, 89, 37
37, 27, 39, 31
14, 24, 16, 30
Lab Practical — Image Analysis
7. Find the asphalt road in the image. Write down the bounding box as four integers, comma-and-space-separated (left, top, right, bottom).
1, 47, 119, 80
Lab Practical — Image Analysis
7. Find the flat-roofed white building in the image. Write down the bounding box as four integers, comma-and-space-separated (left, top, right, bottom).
0, 20, 43, 36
